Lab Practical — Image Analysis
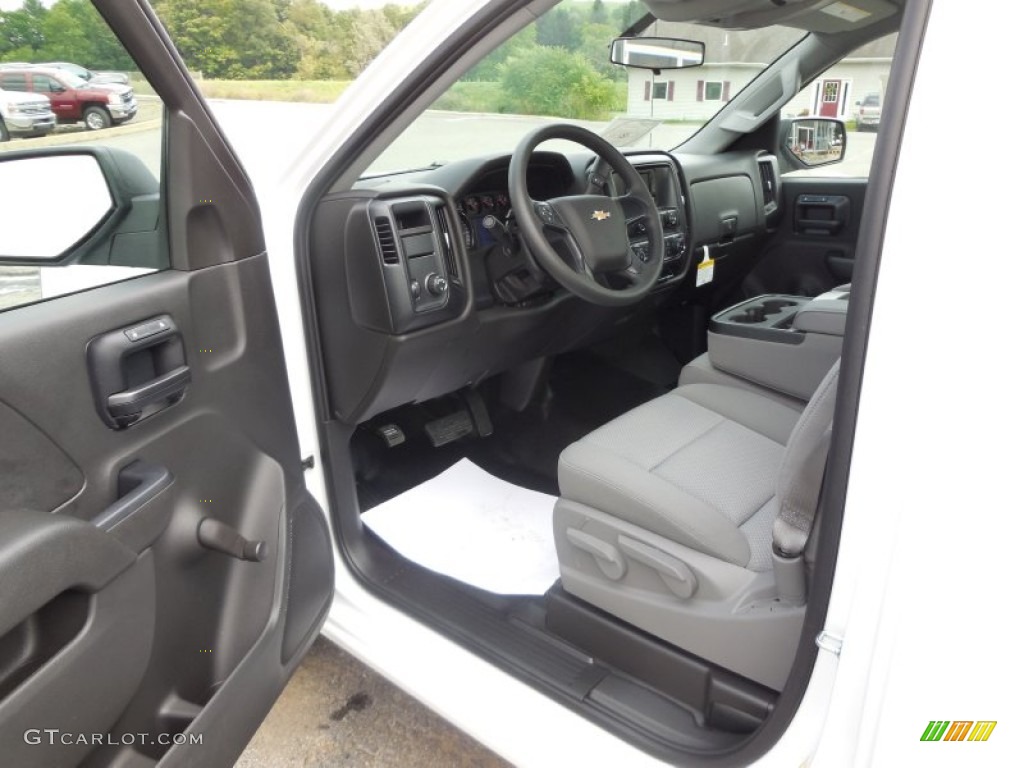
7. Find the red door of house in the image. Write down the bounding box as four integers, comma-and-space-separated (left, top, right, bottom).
819, 79, 842, 117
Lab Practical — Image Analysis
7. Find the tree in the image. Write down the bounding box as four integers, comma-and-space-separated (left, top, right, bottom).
338, 9, 397, 78
285, 0, 347, 80
381, 2, 425, 30
536, 8, 582, 51
499, 46, 618, 120
0, 0, 47, 58
152, 0, 299, 79
463, 24, 536, 82
591, 0, 608, 25
38, 0, 135, 70
618, 1, 646, 30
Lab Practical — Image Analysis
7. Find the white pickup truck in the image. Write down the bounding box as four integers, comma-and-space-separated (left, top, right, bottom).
0, 86, 56, 141
854, 92, 883, 131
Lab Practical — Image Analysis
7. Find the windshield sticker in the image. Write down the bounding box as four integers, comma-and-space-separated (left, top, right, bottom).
599, 118, 662, 148
821, 2, 872, 23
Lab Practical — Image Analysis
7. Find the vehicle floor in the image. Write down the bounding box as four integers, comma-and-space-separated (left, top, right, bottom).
354, 339, 679, 509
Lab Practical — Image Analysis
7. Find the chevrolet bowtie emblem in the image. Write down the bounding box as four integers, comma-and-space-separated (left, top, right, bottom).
591, 210, 611, 221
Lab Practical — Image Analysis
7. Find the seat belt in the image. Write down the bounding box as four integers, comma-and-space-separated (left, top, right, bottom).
771, 359, 841, 604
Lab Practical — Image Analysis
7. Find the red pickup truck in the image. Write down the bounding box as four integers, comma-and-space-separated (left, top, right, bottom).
0, 66, 137, 131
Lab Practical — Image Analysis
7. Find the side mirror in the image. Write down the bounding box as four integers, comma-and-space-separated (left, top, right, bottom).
0, 147, 159, 265
781, 118, 847, 169
50, 84, 66, 93
610, 37, 705, 71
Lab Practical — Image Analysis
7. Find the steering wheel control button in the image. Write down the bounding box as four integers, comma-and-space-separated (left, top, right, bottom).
535, 202, 558, 225
628, 219, 647, 238
426, 273, 448, 296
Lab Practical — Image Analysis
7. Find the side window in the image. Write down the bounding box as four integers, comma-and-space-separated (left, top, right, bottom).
781, 33, 897, 177
1, 73, 27, 91
31, 74, 54, 92
0, 2, 165, 313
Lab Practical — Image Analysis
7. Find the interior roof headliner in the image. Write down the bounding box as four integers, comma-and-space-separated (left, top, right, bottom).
645, 0, 903, 35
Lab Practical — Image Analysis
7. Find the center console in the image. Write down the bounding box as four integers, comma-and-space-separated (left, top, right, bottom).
706, 286, 849, 400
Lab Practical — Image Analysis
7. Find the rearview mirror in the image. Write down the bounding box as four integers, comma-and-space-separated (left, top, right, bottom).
610, 37, 705, 71
782, 118, 847, 169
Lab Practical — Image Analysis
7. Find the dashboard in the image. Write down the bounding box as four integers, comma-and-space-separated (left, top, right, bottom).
447, 153, 691, 305
310, 147, 780, 422
455, 156, 575, 251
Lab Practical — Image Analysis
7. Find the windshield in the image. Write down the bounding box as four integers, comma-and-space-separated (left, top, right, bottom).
54, 63, 91, 79
365, 6, 805, 175
59, 73, 88, 89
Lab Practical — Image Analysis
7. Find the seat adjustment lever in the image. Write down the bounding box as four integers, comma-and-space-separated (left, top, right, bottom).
197, 518, 266, 562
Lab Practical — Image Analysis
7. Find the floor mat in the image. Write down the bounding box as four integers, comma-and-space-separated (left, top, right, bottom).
361, 458, 560, 596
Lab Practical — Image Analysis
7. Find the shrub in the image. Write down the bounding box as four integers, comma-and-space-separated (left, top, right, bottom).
498, 47, 619, 120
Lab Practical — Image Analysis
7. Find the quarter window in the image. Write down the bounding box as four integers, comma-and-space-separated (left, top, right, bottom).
0, 73, 26, 91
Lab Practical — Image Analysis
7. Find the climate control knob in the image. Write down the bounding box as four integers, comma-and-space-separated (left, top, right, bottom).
425, 273, 448, 296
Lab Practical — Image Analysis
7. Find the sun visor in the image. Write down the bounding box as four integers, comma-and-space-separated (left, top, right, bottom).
645, 0, 898, 32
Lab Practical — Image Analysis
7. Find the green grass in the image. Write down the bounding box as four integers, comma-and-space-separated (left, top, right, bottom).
130, 77, 625, 114
433, 79, 627, 118
131, 77, 351, 103
432, 81, 504, 113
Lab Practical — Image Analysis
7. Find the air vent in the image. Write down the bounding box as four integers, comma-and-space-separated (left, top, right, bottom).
373, 216, 399, 265
435, 206, 460, 284
757, 157, 777, 212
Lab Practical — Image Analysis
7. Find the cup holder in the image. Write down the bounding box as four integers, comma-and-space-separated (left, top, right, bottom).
761, 299, 798, 314
731, 307, 767, 324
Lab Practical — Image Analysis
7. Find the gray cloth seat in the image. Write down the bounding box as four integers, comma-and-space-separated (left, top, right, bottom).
558, 381, 804, 572
554, 358, 841, 690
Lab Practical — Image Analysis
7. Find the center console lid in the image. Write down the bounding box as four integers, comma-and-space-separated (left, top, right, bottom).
707, 288, 848, 401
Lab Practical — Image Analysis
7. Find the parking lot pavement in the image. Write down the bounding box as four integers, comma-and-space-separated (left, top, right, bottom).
236, 637, 511, 768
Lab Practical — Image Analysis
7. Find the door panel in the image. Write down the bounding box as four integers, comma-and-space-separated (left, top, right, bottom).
0, 257, 333, 766
0, 1, 333, 764
744, 177, 867, 297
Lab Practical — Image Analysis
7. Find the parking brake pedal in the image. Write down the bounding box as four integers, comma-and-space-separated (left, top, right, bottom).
459, 389, 494, 438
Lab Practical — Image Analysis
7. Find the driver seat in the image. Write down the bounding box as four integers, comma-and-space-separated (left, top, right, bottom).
553, 360, 840, 690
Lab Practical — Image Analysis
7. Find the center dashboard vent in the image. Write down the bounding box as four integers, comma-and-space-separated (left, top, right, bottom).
434, 205, 460, 284
373, 216, 399, 265
757, 156, 778, 213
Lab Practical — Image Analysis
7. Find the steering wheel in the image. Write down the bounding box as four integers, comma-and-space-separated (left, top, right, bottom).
509, 124, 665, 307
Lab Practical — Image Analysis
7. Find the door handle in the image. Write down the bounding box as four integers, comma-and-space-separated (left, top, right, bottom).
106, 365, 191, 423
92, 460, 173, 532
87, 315, 190, 429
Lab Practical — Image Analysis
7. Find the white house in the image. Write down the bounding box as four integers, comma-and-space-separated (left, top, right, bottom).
625, 57, 892, 123
784, 58, 891, 121
625, 63, 762, 122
